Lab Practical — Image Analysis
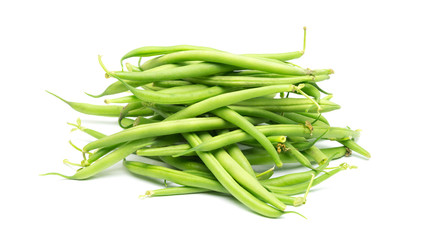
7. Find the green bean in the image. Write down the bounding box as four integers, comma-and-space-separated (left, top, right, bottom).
143, 181, 303, 207
165, 84, 300, 121
261, 156, 331, 187
235, 97, 337, 107
199, 132, 287, 211
124, 160, 226, 192
178, 125, 359, 155
143, 186, 212, 197
186, 75, 330, 87
266, 163, 353, 195
140, 50, 310, 75
82, 116, 262, 152
121, 45, 223, 65
250, 104, 340, 113
137, 144, 193, 157
104, 95, 140, 104
116, 77, 228, 104
182, 132, 284, 218
47, 91, 154, 117
144, 186, 304, 207
109, 62, 236, 82
338, 139, 370, 158
41, 138, 155, 180
132, 27, 307, 67
246, 146, 347, 165
210, 107, 283, 167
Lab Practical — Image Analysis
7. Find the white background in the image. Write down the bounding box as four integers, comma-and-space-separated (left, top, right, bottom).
1, 0, 427, 239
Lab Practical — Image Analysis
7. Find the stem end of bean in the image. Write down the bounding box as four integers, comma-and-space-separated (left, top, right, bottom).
39, 172, 72, 179
139, 190, 153, 199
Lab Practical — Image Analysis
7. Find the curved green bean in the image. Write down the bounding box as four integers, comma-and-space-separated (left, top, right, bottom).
178, 125, 359, 155
186, 75, 329, 87
82, 116, 263, 152
266, 163, 353, 195
124, 160, 225, 192
41, 138, 155, 180
47, 91, 153, 117
116, 77, 228, 104
121, 45, 222, 65
165, 84, 301, 121
140, 50, 310, 75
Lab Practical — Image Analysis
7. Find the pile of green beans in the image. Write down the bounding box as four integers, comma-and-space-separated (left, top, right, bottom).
43, 28, 370, 218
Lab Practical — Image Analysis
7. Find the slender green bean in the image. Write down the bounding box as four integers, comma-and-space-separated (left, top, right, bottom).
261, 157, 331, 187
235, 97, 338, 107
250, 104, 340, 113
121, 45, 222, 65
109, 62, 236, 82
41, 138, 155, 180
266, 163, 353, 195
140, 50, 310, 75
83, 116, 263, 152
186, 75, 329, 87
124, 160, 226, 192
177, 125, 359, 156
165, 84, 301, 121
104, 95, 140, 104
47, 91, 153, 117
137, 144, 193, 157
144, 186, 212, 197
116, 77, 228, 104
